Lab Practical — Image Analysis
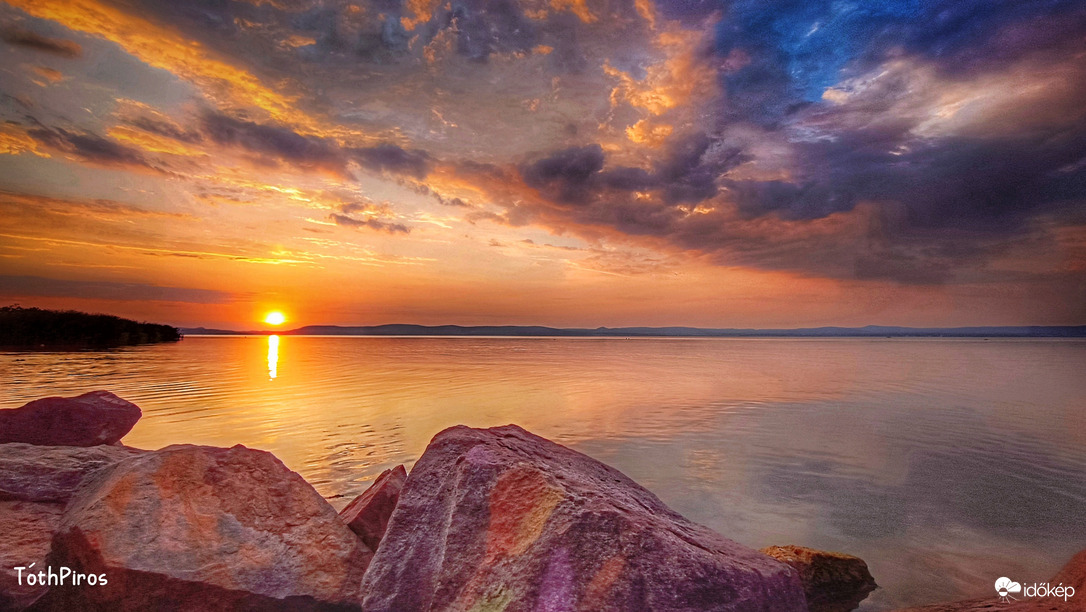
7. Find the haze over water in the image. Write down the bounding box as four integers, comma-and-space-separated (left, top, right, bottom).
3, 336, 1084, 610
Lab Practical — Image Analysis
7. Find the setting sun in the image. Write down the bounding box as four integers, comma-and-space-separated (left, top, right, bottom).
263, 311, 286, 326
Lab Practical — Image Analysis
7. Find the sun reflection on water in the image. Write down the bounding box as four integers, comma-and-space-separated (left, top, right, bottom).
267, 335, 279, 380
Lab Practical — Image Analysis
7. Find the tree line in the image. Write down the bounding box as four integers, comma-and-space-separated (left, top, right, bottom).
0, 306, 181, 348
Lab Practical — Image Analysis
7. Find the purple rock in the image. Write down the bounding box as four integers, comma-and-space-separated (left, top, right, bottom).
360, 424, 807, 612
0, 391, 141, 447
339, 465, 407, 551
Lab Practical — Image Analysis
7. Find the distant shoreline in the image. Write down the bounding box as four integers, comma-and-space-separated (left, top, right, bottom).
180, 323, 1086, 338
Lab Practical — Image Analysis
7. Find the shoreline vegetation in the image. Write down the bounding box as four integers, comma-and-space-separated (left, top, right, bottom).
0, 306, 181, 349
1, 391, 1081, 611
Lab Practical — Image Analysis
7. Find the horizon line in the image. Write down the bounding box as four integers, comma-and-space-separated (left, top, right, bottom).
178, 323, 1086, 338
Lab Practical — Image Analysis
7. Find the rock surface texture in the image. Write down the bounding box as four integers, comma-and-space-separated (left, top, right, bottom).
0, 443, 144, 503
892, 548, 1086, 611
360, 424, 808, 612
761, 545, 877, 612
0, 501, 63, 611
339, 465, 407, 552
36, 444, 372, 611
0, 391, 141, 447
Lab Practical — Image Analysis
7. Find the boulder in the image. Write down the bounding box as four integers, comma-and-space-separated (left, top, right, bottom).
0, 391, 141, 447
892, 547, 1086, 611
0, 443, 144, 503
760, 545, 876, 612
37, 444, 372, 611
1049, 548, 1086, 593
339, 465, 407, 551
0, 501, 63, 611
360, 424, 807, 612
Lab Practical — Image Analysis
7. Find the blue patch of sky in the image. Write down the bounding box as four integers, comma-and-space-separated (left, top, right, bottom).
708, 0, 1083, 105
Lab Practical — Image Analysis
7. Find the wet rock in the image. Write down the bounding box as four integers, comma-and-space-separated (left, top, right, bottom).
760, 545, 877, 612
361, 424, 807, 612
0, 391, 141, 447
0, 443, 144, 503
0, 501, 63, 611
339, 465, 407, 551
38, 444, 372, 611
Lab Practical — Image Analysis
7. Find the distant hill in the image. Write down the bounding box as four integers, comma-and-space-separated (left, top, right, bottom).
1, 306, 182, 348
180, 323, 1086, 338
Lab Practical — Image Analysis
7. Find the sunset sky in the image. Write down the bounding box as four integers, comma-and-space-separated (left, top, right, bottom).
1, 0, 1084, 329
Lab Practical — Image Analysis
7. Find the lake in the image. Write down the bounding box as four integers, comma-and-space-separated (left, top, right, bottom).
2, 336, 1084, 610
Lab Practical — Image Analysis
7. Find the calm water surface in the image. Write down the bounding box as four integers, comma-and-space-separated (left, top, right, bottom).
2, 336, 1084, 610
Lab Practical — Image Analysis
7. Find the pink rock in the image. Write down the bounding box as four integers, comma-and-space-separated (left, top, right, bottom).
0, 501, 63, 611
0, 443, 144, 503
892, 548, 1086, 611
37, 444, 372, 611
339, 465, 407, 551
0, 391, 141, 447
360, 424, 807, 612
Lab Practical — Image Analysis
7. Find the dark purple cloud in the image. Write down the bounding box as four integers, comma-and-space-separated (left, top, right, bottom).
521, 135, 747, 206
199, 112, 430, 178
27, 127, 150, 168
127, 116, 203, 144
200, 113, 342, 170
1, 27, 82, 58
522, 145, 606, 204
350, 144, 430, 178
329, 213, 410, 234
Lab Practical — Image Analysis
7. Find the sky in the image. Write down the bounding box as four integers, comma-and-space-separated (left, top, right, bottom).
0, 0, 1083, 329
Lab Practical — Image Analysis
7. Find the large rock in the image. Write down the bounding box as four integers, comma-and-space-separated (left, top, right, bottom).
892, 548, 1086, 611
0, 391, 141, 447
760, 545, 876, 612
36, 444, 372, 611
339, 465, 407, 552
0, 443, 144, 503
0, 501, 63, 611
1049, 548, 1086, 593
361, 424, 807, 612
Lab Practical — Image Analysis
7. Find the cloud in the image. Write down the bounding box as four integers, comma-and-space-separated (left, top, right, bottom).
350, 144, 430, 178
435, 194, 471, 208
328, 213, 411, 234
200, 112, 343, 172
0, 190, 191, 220
0, 275, 231, 303
200, 112, 431, 178
522, 144, 606, 204
126, 115, 203, 144
711, 0, 1086, 125
5, 0, 1084, 296
26, 127, 151, 168
1, 27, 82, 58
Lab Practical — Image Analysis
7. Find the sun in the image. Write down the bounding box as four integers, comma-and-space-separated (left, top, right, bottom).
263, 311, 286, 326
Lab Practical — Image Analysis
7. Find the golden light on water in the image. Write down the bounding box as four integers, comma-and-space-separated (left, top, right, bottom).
267, 334, 279, 380
264, 311, 286, 326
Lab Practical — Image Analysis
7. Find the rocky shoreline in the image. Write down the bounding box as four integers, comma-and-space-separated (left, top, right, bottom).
0, 391, 1080, 611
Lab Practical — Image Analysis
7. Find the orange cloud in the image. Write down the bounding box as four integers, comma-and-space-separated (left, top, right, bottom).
401, 0, 440, 30
7, 0, 319, 132
626, 119, 673, 147
107, 125, 206, 158
604, 29, 716, 119
0, 125, 50, 158
549, 0, 596, 23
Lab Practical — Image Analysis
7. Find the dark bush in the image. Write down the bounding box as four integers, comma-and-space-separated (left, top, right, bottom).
0, 305, 181, 348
